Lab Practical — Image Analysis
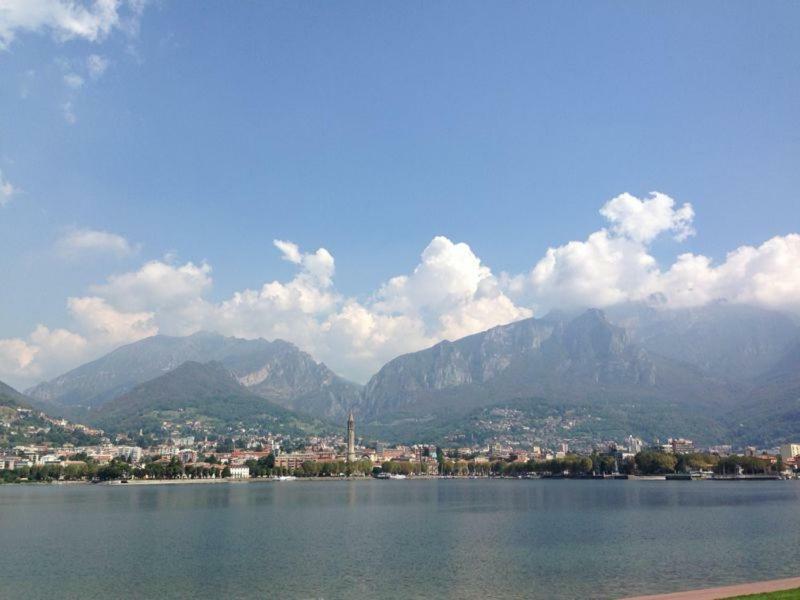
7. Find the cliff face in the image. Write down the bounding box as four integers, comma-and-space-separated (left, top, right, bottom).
359, 309, 677, 420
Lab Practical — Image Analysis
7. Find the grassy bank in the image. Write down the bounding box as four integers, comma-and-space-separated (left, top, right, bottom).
726, 589, 800, 599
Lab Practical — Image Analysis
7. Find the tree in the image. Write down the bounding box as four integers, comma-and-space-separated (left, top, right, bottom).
635, 451, 677, 475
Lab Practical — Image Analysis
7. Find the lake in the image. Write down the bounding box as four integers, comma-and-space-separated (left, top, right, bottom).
1, 479, 799, 599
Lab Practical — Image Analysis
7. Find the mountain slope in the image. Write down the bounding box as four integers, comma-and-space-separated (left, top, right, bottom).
26, 332, 361, 418
0, 380, 31, 409
89, 360, 329, 435
0, 380, 104, 447
728, 340, 800, 445
358, 309, 732, 443
606, 302, 800, 382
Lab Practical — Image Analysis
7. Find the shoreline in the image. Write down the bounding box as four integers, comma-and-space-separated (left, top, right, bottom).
620, 576, 800, 599
1, 476, 796, 487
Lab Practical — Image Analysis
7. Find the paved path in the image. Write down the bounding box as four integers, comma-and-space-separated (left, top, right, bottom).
621, 577, 800, 600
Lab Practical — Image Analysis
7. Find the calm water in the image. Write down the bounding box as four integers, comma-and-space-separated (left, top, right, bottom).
2, 480, 800, 599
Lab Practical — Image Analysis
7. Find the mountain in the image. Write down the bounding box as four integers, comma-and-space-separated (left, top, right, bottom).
26, 332, 361, 419
22, 303, 800, 446
0, 380, 104, 447
0, 380, 31, 409
728, 340, 800, 445
90, 360, 329, 436
606, 302, 800, 382
357, 309, 732, 443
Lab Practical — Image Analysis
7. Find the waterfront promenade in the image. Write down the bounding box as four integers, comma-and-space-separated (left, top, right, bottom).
621, 576, 800, 599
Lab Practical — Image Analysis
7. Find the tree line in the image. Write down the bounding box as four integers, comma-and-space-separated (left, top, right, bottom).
1, 450, 788, 484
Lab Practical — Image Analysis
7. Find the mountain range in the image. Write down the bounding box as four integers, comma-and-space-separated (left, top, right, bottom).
356, 308, 737, 443
89, 360, 329, 437
12, 302, 800, 446
27, 332, 361, 419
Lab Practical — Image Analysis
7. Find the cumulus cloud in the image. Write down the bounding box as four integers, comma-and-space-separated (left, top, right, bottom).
67, 296, 156, 345
1, 191, 799, 388
372, 236, 531, 341
511, 191, 800, 316
659, 234, 800, 313
0, 170, 18, 206
0, 301, 153, 385
0, 0, 145, 49
0, 338, 37, 379
600, 191, 695, 243
511, 229, 661, 311
56, 227, 137, 258
90, 260, 212, 312
510, 191, 693, 311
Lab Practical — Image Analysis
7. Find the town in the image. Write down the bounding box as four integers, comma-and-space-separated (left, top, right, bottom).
2, 406, 799, 484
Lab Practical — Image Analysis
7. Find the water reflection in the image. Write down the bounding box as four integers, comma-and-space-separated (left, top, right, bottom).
1, 480, 799, 600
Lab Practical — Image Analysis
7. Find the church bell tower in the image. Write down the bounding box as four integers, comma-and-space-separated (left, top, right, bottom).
347, 412, 356, 463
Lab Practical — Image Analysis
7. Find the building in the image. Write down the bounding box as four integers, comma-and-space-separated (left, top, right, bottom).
116, 446, 143, 463
779, 443, 800, 462
275, 452, 337, 470
228, 466, 250, 479
626, 436, 645, 453
347, 412, 356, 463
670, 438, 695, 454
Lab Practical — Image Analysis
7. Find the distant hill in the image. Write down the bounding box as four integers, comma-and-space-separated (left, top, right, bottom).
0, 379, 103, 447
27, 331, 361, 419
0, 380, 31, 409
89, 360, 330, 436
357, 309, 735, 443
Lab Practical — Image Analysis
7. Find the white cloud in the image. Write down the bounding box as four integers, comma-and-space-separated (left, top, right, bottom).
204, 244, 340, 350
63, 72, 84, 88
56, 228, 136, 258
67, 296, 156, 346
90, 260, 213, 312
0, 0, 145, 49
510, 192, 800, 317
195, 236, 529, 381
600, 191, 695, 243
0, 170, 18, 206
62, 100, 76, 123
511, 229, 661, 312
373, 236, 531, 341
274, 239, 302, 264
86, 53, 108, 78
0, 338, 38, 380
1, 191, 799, 389
659, 234, 800, 313
0, 302, 152, 386
509, 192, 693, 311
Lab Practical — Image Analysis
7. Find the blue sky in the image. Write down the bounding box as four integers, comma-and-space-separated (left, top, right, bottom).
1, 1, 799, 387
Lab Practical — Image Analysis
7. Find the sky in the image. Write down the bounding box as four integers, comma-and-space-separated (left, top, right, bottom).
0, 1, 799, 389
